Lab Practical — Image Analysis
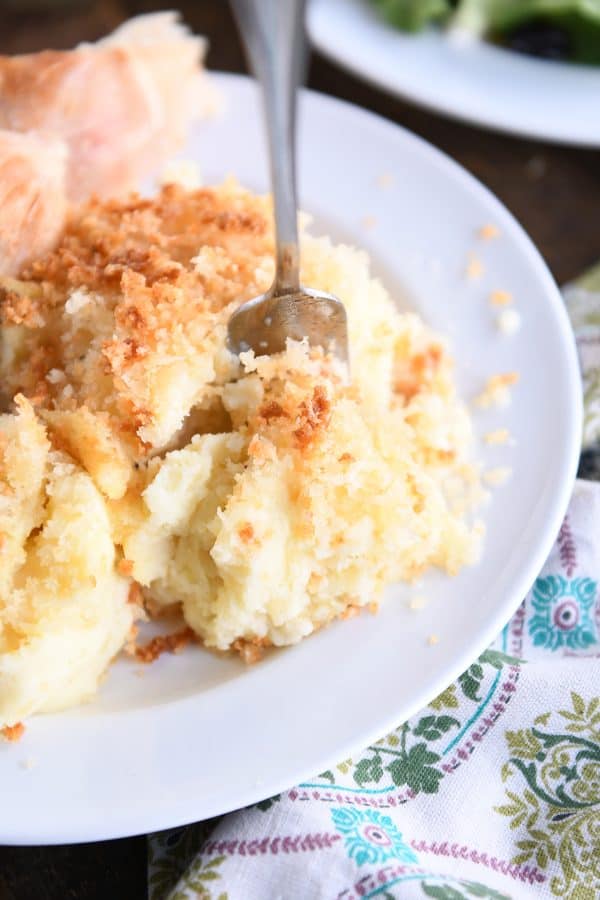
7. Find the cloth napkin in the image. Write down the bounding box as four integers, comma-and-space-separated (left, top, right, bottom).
148, 266, 600, 900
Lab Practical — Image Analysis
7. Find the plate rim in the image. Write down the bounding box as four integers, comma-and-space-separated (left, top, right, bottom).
308, 0, 600, 147
0, 72, 582, 844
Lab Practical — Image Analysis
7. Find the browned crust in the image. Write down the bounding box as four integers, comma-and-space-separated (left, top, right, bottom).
134, 626, 196, 663
293, 385, 330, 450
1, 722, 25, 742
232, 636, 271, 664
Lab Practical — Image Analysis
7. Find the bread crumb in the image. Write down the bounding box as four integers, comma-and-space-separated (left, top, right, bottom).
232, 637, 270, 664
466, 255, 484, 280
238, 523, 254, 544
478, 224, 500, 241
339, 604, 361, 621
133, 667, 146, 678
496, 309, 521, 336
409, 595, 428, 610
361, 215, 377, 231
118, 558, 135, 577
134, 627, 196, 663
376, 172, 394, 189
483, 466, 512, 487
368, 602, 379, 615
475, 372, 519, 409
489, 290, 513, 307
127, 582, 144, 606
427, 634, 439, 646
484, 428, 510, 445
20, 755, 37, 770
1, 722, 25, 742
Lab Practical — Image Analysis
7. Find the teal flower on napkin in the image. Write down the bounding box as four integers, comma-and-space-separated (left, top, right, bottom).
330, 807, 417, 866
529, 575, 597, 650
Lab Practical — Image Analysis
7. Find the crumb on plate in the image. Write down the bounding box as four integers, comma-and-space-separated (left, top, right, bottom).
496, 309, 521, 336
475, 372, 519, 409
376, 172, 394, 189
466, 255, 484, 280
409, 595, 428, 611
134, 627, 196, 664
489, 289, 513, 307
483, 466, 512, 487
1, 723, 25, 742
478, 224, 500, 241
484, 428, 511, 446
427, 634, 440, 646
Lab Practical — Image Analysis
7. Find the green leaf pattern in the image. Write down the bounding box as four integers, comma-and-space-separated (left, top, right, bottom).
495, 691, 600, 897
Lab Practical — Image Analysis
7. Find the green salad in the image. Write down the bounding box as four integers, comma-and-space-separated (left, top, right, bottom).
370, 0, 600, 63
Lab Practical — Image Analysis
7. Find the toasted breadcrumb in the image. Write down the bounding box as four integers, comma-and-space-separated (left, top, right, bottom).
409, 595, 428, 610
1, 723, 25, 742
127, 582, 144, 605
339, 604, 361, 621
483, 466, 512, 487
475, 372, 519, 409
478, 224, 500, 241
20, 756, 37, 770
368, 602, 379, 615
238, 523, 255, 543
489, 290, 513, 307
376, 172, 394, 189
232, 637, 270, 664
427, 634, 440, 646
118, 558, 134, 577
134, 627, 196, 663
466, 255, 484, 280
484, 428, 510, 446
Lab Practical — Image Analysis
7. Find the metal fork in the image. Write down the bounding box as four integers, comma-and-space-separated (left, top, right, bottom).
227, 0, 349, 364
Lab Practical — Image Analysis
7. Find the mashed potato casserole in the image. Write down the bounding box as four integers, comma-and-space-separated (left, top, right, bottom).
0, 181, 482, 728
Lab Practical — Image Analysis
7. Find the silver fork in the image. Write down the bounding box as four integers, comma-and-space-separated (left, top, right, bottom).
227, 0, 349, 364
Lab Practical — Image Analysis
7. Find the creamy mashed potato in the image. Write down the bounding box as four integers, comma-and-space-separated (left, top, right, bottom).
0, 399, 134, 726
0, 182, 482, 727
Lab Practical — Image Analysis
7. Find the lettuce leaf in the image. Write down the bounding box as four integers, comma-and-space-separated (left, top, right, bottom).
452, 0, 600, 62
371, 0, 452, 32
452, 0, 600, 36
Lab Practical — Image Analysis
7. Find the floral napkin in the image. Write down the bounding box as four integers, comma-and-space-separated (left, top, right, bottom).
148, 268, 600, 900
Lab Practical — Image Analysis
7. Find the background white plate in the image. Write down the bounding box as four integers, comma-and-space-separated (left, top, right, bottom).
0, 73, 581, 844
308, 0, 600, 146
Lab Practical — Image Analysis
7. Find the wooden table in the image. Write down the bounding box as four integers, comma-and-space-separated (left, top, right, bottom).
0, 2, 598, 897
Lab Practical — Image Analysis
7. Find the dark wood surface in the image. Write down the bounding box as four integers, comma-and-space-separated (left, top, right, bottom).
1, 1, 598, 897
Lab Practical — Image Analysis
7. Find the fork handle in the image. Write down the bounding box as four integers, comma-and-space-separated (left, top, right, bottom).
230, 0, 306, 294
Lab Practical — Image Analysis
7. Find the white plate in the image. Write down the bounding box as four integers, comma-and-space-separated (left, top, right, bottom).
308, 0, 600, 146
0, 73, 581, 844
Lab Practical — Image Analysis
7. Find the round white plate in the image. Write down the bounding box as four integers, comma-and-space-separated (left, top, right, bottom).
0, 73, 581, 844
308, 0, 600, 146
